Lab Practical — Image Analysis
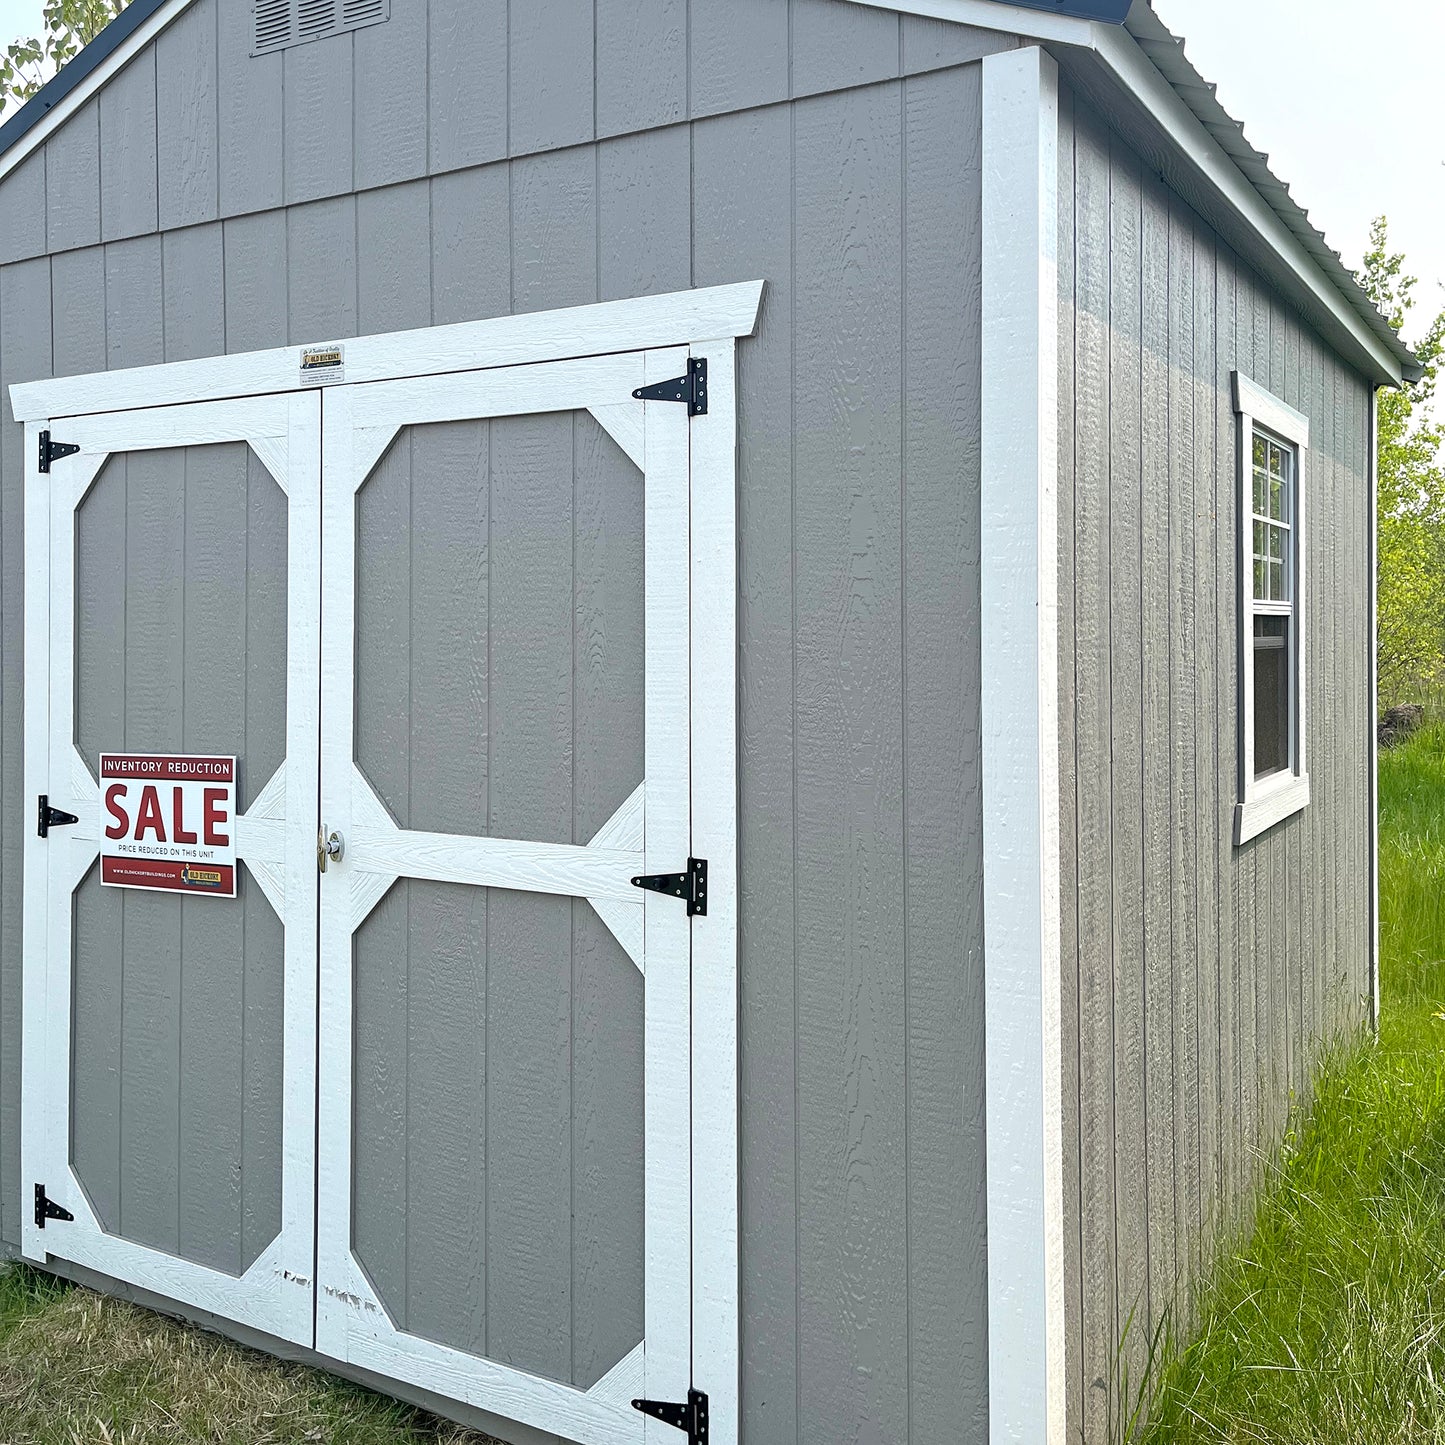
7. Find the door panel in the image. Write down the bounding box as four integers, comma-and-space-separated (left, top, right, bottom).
352, 413, 645, 845
21, 396, 320, 1344
70, 443, 288, 1277
317, 352, 692, 1444
351, 878, 644, 1390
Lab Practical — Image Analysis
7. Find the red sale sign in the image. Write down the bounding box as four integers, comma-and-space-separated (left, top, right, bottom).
99, 754, 238, 898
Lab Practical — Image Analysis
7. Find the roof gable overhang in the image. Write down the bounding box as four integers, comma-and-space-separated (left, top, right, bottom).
0, 0, 1416, 387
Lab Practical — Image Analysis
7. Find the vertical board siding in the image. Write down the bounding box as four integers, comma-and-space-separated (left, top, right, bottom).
900, 65, 988, 1443
353, 0, 428, 193
99, 49, 159, 243
155, 0, 219, 231
1058, 87, 1375, 1443
45, 99, 101, 255
426, 0, 507, 175
0, 0, 1015, 256
216, 0, 283, 216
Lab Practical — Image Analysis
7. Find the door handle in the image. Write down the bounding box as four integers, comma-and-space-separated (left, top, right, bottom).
318, 828, 344, 873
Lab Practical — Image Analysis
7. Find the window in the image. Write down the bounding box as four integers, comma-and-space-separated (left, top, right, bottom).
1234, 374, 1311, 845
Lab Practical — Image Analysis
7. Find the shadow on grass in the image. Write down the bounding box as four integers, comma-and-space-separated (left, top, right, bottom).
0, 1264, 506, 1445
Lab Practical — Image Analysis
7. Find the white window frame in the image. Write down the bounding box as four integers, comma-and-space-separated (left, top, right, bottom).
1234, 372, 1311, 845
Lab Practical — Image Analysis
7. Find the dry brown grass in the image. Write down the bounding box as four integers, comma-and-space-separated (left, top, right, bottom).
0, 1267, 505, 1445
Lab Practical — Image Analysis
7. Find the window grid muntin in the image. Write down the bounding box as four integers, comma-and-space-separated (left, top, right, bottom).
1251, 431, 1293, 604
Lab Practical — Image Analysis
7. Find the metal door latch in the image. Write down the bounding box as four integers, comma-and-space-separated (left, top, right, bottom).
317, 828, 344, 873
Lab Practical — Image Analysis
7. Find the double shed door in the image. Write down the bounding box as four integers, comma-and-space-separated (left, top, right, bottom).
22, 345, 734, 1445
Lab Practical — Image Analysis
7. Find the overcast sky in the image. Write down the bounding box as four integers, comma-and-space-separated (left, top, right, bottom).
1152, 0, 1445, 342
0, 0, 1441, 338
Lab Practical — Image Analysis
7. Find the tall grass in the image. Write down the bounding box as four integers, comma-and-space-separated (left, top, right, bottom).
1140, 723, 1445, 1444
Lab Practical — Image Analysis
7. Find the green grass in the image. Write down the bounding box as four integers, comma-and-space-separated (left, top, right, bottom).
0, 1265, 503, 1443
1141, 722, 1445, 1444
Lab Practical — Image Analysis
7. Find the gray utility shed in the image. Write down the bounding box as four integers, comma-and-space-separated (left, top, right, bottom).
0, 1, 1417, 1442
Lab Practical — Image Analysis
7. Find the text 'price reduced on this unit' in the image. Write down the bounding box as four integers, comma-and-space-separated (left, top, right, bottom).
99, 754, 238, 898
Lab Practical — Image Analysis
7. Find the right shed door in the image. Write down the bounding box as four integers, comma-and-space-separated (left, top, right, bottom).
315, 352, 697, 1445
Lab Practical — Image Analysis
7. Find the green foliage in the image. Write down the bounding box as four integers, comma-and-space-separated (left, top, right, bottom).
1363, 219, 1445, 707
0, 1, 128, 114
1140, 723, 1445, 1443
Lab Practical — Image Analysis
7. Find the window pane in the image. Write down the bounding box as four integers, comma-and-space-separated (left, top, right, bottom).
1270, 442, 1286, 479
1254, 519, 1266, 560
1254, 469, 1268, 515
1254, 558, 1267, 598
1269, 525, 1285, 563
1254, 614, 1290, 778
1253, 433, 1268, 471
1270, 475, 1286, 522
1270, 560, 1285, 599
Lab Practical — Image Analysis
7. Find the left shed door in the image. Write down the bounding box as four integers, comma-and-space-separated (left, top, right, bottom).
20, 395, 322, 1344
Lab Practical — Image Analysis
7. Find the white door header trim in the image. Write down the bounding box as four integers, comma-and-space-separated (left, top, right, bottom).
10, 281, 766, 422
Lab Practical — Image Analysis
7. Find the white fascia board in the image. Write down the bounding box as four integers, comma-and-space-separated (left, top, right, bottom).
980, 45, 1067, 1445
0, 0, 201, 186
844, 0, 1404, 387
11, 281, 766, 420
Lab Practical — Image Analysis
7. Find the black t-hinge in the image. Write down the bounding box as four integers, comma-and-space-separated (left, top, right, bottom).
38, 431, 80, 473
37, 795, 80, 838
630, 857, 707, 916
632, 1389, 709, 1443
632, 357, 708, 416
35, 1184, 73, 1229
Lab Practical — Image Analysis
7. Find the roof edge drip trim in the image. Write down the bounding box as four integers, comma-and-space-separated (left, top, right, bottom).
1000, 0, 1130, 18
0, 0, 187, 160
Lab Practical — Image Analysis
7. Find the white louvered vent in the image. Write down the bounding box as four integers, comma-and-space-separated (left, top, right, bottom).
252, 0, 389, 56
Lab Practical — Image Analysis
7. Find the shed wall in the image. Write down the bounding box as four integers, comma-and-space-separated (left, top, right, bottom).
1056, 83, 1374, 1445
0, 2, 1011, 1441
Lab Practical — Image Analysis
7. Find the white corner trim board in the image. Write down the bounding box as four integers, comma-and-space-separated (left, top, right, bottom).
10, 282, 765, 421
980, 46, 1067, 1445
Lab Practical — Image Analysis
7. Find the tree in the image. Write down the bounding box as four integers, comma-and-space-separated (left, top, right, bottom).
1, 1, 128, 115
1362, 217, 1445, 707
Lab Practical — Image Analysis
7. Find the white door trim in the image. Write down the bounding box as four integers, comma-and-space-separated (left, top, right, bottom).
9, 282, 765, 422
980, 45, 1067, 1445
20, 392, 322, 1345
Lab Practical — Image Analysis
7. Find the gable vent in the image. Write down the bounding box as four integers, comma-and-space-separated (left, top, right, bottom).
252, 0, 389, 56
